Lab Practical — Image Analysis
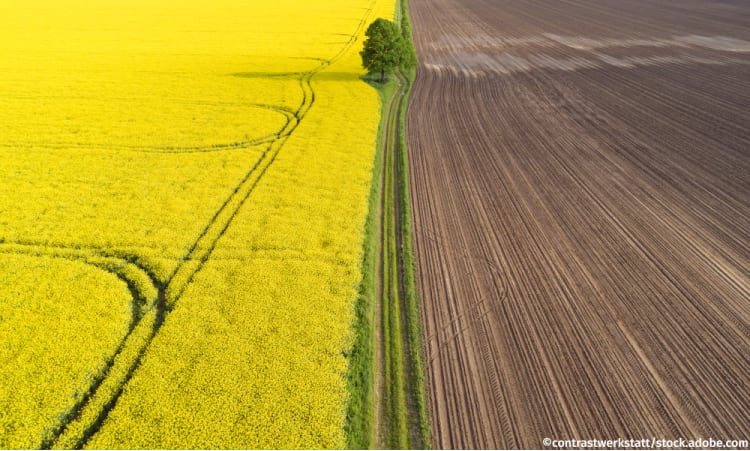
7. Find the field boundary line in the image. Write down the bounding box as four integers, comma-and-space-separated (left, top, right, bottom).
369, 0, 431, 446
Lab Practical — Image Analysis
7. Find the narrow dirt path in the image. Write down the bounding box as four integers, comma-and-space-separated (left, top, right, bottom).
376, 68, 427, 449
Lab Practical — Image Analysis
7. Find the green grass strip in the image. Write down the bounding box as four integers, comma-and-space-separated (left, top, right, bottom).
345, 75, 396, 450
395, 0, 431, 446
346, 0, 429, 447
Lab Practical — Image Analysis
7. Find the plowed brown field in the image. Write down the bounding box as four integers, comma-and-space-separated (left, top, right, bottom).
406, 0, 750, 448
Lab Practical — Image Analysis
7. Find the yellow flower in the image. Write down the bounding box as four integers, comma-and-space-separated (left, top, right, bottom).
0, 0, 395, 448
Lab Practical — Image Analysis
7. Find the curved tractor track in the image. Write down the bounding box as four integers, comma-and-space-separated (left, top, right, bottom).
0, 2, 379, 447
1, 66, 313, 448
406, 0, 750, 448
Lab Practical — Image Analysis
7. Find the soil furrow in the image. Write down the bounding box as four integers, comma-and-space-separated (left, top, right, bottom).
407, 0, 750, 447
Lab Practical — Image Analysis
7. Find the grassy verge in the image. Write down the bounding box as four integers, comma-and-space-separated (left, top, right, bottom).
395, 0, 430, 444
345, 75, 397, 450
346, 0, 429, 448
383, 70, 408, 449
397, 71, 430, 446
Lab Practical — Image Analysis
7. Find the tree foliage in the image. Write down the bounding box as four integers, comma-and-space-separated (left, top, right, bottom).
360, 18, 415, 82
399, 17, 417, 72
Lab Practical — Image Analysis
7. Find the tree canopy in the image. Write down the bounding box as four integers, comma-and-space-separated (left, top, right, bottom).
360, 18, 416, 82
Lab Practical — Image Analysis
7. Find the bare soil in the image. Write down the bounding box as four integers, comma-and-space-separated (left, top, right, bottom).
406, 0, 750, 448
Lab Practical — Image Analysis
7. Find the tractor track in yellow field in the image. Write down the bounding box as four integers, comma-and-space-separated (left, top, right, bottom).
1, 3, 382, 447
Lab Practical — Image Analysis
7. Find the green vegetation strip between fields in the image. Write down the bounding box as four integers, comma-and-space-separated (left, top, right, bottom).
346, 0, 429, 448
344, 75, 390, 451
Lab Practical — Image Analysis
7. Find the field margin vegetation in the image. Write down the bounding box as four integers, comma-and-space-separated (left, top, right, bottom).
346, 0, 430, 447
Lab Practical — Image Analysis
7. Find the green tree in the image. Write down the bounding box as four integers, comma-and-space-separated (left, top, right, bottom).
399, 17, 417, 71
360, 18, 414, 82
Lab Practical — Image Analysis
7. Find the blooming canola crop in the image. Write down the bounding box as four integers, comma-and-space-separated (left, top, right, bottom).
0, 0, 395, 448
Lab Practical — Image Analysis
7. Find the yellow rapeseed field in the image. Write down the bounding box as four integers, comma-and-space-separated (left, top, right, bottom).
0, 0, 395, 448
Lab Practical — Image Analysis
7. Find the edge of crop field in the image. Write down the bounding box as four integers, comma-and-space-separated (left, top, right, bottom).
396, 0, 431, 444
345, 74, 393, 449
400, 85, 432, 447
345, 0, 430, 447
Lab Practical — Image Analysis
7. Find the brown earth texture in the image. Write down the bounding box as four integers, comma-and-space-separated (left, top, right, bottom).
406, 0, 750, 448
